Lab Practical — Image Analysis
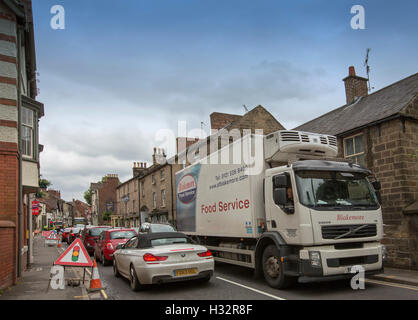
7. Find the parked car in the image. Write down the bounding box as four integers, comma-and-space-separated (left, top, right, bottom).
68, 227, 82, 243
138, 223, 176, 234
113, 232, 214, 291
82, 226, 111, 255
94, 228, 137, 266
61, 227, 72, 243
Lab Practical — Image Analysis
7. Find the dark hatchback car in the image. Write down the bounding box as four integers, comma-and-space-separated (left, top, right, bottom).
83, 226, 111, 255
68, 227, 82, 243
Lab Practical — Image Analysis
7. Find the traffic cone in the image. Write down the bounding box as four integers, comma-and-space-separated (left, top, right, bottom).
88, 259, 103, 292
58, 236, 62, 248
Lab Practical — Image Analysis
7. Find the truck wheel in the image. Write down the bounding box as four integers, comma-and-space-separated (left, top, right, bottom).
262, 245, 295, 289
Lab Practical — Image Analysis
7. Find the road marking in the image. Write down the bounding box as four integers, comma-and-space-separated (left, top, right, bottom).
216, 276, 286, 300
366, 279, 418, 291
100, 289, 108, 299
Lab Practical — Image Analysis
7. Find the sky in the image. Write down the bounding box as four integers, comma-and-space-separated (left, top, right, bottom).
31, 0, 418, 201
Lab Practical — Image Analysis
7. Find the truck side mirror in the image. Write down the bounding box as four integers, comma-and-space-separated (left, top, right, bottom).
273, 188, 287, 205
273, 175, 287, 188
372, 181, 381, 190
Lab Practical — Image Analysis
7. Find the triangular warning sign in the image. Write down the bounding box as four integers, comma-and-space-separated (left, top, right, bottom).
54, 238, 93, 267
47, 232, 59, 240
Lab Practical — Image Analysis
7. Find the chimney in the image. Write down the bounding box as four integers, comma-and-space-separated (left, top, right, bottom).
154, 147, 167, 165
176, 137, 200, 154
342, 66, 368, 104
209, 112, 243, 132
133, 162, 147, 177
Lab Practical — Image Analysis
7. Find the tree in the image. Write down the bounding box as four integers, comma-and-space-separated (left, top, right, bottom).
84, 188, 92, 205
102, 211, 112, 222
36, 177, 51, 198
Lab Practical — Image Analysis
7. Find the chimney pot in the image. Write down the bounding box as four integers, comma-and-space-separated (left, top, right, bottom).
349, 66, 356, 76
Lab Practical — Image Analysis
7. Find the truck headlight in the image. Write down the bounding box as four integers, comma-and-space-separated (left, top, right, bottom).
309, 251, 322, 267
382, 245, 387, 262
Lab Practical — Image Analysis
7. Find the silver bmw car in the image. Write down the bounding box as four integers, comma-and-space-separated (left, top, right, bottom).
113, 232, 214, 291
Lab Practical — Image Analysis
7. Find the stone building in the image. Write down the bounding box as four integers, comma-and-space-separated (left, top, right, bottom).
113, 164, 142, 228
0, 0, 44, 289
138, 150, 183, 226
295, 67, 418, 270
90, 174, 119, 225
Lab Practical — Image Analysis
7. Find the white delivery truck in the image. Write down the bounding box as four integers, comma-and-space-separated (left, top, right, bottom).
175, 130, 385, 289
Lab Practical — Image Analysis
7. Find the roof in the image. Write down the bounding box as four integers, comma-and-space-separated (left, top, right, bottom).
294, 73, 418, 136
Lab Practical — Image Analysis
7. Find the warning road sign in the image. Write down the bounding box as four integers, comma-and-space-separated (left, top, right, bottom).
54, 238, 93, 267
47, 232, 59, 240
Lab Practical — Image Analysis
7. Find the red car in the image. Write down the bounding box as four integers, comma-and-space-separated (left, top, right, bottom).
94, 228, 136, 266
82, 226, 111, 255
61, 228, 72, 243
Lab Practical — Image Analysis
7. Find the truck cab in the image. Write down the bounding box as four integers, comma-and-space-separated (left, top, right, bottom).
260, 160, 384, 287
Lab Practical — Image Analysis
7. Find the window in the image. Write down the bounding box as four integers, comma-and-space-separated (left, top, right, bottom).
161, 189, 166, 207
141, 181, 145, 197
344, 134, 365, 166
134, 181, 137, 192
160, 168, 165, 180
21, 107, 34, 157
152, 175, 156, 184
153, 192, 157, 209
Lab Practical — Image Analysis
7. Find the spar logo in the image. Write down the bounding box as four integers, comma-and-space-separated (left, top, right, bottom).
178, 174, 197, 204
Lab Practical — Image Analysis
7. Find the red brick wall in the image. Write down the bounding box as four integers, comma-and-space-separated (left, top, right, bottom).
0, 222, 16, 289
98, 177, 119, 225
0, 147, 18, 288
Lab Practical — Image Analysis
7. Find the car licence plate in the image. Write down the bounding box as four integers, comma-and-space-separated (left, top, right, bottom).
174, 268, 197, 277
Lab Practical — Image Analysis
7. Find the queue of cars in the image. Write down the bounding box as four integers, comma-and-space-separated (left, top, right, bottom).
61, 223, 214, 291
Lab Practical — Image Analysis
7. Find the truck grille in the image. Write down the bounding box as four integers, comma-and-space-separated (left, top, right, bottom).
321, 224, 377, 240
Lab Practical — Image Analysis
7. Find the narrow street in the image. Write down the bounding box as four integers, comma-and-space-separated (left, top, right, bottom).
60, 242, 418, 300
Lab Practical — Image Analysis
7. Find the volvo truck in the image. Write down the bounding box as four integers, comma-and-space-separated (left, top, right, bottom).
175, 130, 385, 289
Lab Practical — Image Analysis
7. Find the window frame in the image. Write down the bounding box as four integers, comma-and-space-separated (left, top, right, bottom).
161, 189, 166, 208
21, 106, 35, 159
343, 133, 365, 165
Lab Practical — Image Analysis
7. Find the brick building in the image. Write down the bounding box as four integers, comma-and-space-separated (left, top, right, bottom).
90, 174, 119, 225
295, 67, 418, 270
72, 199, 91, 223
0, 0, 44, 289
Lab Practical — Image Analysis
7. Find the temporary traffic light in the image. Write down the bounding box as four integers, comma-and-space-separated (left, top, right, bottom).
72, 246, 80, 262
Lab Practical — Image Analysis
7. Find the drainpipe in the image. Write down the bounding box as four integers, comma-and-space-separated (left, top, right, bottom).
170, 164, 175, 227
16, 26, 23, 278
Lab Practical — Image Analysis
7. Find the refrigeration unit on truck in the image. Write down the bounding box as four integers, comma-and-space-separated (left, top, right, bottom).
175, 130, 385, 289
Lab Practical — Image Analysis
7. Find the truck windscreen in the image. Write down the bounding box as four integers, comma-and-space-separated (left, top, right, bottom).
295, 170, 379, 210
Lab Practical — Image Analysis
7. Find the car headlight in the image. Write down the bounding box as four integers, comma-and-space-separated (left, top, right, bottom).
309, 251, 322, 267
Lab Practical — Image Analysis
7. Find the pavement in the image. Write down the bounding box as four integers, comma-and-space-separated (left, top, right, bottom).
370, 266, 418, 287
0, 235, 95, 300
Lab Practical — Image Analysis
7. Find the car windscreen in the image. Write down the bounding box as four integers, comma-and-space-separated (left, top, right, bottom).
109, 231, 136, 240
90, 228, 110, 236
150, 237, 191, 247
150, 224, 176, 233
